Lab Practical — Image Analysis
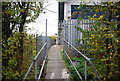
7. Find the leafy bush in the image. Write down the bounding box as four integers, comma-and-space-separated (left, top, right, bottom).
75, 2, 120, 80
2, 32, 36, 79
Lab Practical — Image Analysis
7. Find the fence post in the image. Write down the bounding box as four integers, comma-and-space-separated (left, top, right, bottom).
63, 20, 66, 59
34, 61, 37, 81
84, 60, 87, 80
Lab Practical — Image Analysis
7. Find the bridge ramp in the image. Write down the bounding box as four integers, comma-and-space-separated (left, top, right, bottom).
45, 45, 69, 79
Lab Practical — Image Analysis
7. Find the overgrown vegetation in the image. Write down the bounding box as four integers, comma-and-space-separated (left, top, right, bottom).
61, 2, 120, 81
2, 32, 36, 79
60, 49, 93, 80
2, 2, 43, 80
75, 2, 120, 80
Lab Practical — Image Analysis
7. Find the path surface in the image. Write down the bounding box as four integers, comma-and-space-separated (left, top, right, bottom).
45, 45, 69, 79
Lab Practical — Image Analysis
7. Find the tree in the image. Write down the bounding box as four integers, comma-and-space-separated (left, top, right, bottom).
2, 2, 43, 79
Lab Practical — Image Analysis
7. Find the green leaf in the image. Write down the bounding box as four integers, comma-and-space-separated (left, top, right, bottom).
78, 17, 83, 20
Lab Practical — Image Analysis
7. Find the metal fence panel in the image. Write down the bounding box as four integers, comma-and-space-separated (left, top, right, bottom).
36, 36, 56, 65
63, 19, 94, 56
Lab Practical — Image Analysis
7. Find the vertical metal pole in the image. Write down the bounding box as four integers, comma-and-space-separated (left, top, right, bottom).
82, 20, 83, 44
64, 20, 67, 59
45, 19, 48, 59
84, 60, 87, 80
65, 21, 67, 54
63, 20, 65, 59
63, 20, 65, 42
35, 32, 38, 81
83, 19, 87, 81
36, 33, 37, 54
46, 19, 47, 42
70, 20, 72, 45
66, 21, 68, 53
35, 61, 37, 81
0, 3, 2, 81
69, 20, 71, 55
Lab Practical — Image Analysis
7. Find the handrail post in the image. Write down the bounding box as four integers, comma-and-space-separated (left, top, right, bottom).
88, 60, 101, 81
84, 60, 87, 81
23, 42, 47, 81
63, 20, 66, 60
64, 51, 83, 81
64, 40, 101, 81
34, 60, 37, 81
37, 54, 47, 81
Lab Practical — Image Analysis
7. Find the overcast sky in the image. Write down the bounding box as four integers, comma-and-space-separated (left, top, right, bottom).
27, 0, 58, 36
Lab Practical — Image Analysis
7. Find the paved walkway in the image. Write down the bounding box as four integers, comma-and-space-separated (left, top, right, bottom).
45, 45, 69, 79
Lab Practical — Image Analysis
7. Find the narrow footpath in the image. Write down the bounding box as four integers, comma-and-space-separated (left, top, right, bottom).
45, 45, 69, 79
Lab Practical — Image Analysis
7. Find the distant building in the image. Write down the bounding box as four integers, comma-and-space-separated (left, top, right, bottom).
58, 2, 83, 46
58, 2, 104, 47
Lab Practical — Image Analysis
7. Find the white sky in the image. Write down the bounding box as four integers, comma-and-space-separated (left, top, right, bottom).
27, 0, 58, 36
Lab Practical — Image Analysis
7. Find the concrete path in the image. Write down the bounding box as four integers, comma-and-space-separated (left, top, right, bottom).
45, 45, 69, 79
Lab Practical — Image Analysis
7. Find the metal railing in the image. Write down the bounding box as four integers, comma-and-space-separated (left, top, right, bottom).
23, 42, 47, 81
64, 40, 101, 81
64, 51, 83, 81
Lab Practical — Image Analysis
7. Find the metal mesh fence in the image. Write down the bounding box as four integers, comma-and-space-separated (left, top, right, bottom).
36, 36, 56, 65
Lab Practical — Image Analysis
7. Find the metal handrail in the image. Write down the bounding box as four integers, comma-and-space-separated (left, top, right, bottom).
64, 51, 83, 81
23, 61, 34, 81
34, 42, 47, 61
23, 42, 47, 81
64, 40, 90, 61
64, 40, 101, 81
37, 53, 48, 81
